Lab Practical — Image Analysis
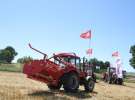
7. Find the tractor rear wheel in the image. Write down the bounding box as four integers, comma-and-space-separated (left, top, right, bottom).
84, 79, 95, 92
63, 73, 79, 92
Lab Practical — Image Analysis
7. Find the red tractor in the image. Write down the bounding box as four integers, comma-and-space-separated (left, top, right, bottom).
103, 67, 123, 85
23, 44, 95, 92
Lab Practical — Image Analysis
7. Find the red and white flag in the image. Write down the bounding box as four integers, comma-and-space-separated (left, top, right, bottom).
80, 30, 91, 39
112, 51, 119, 57
86, 48, 93, 55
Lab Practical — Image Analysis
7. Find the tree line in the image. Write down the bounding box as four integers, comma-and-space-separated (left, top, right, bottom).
0, 45, 135, 70
89, 58, 110, 72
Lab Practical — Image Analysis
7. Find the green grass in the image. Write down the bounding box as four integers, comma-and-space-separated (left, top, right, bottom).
124, 76, 135, 83
124, 79, 135, 83
0, 63, 23, 72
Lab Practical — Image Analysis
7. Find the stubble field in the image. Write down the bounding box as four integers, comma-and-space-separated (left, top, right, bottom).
0, 71, 135, 100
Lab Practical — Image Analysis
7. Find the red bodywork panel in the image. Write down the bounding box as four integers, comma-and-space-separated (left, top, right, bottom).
23, 59, 63, 85
23, 59, 83, 86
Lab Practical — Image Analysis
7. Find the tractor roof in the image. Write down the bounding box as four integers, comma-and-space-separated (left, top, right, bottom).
54, 53, 80, 58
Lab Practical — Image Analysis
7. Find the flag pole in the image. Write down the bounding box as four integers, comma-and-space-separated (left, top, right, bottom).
89, 30, 91, 58
88, 30, 91, 70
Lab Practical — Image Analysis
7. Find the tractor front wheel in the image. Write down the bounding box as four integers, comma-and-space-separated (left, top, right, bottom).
84, 79, 95, 92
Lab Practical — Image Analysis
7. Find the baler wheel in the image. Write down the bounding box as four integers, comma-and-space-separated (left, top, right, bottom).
117, 78, 123, 85
47, 84, 61, 90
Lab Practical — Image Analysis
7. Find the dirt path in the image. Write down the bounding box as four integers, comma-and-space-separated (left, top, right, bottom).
0, 71, 135, 100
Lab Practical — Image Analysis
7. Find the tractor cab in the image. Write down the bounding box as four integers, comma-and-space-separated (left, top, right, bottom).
53, 53, 80, 66
53, 53, 93, 76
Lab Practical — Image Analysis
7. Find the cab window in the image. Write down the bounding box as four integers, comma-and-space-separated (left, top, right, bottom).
69, 58, 76, 65
76, 58, 80, 68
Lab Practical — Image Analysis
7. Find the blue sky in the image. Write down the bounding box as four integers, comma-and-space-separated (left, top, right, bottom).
0, 0, 135, 72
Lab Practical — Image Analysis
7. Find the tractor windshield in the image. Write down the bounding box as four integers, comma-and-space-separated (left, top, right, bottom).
49, 56, 66, 68
63, 57, 81, 69
58, 56, 80, 68
62, 57, 80, 66
49, 53, 81, 68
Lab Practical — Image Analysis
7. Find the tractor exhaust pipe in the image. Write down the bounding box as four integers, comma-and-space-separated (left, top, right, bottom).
28, 43, 47, 59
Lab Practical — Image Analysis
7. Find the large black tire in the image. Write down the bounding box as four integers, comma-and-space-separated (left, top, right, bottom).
84, 79, 95, 92
63, 73, 79, 92
103, 74, 108, 82
47, 84, 61, 90
117, 78, 123, 85
108, 77, 112, 84
109, 74, 117, 84
92, 74, 97, 82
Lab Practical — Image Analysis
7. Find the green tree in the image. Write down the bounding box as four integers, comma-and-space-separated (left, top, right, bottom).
89, 58, 110, 73
130, 45, 135, 69
98, 61, 104, 68
0, 46, 17, 63
17, 56, 33, 64
89, 58, 99, 72
89, 58, 98, 67
104, 61, 110, 68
